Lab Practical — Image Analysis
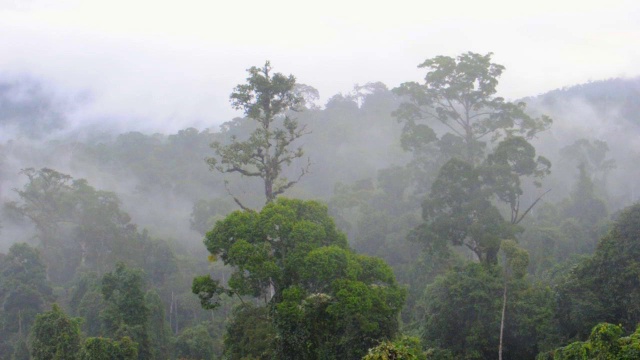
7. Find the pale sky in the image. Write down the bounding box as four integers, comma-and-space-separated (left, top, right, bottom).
0, 0, 638, 132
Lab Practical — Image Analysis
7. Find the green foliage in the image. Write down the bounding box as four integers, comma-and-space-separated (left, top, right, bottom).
195, 198, 405, 359
126, 232, 178, 287
419, 263, 556, 359
483, 136, 551, 221
395, 52, 551, 269
420, 263, 502, 359
411, 131, 550, 265
223, 304, 275, 360
362, 336, 426, 360
538, 323, 640, 359
200, 198, 347, 303
208, 61, 308, 204
519, 183, 608, 278
0, 242, 53, 354
190, 198, 234, 235
500, 239, 529, 279
80, 336, 138, 360
73, 128, 220, 202
517, 145, 610, 279
175, 324, 216, 360
11, 339, 30, 360
414, 158, 518, 264
561, 164, 608, 232
192, 274, 226, 310
423, 348, 455, 360
30, 304, 81, 360
394, 52, 551, 165
329, 166, 423, 272
556, 203, 640, 338
68, 272, 105, 336
101, 263, 149, 331
7, 55, 640, 360
560, 138, 616, 190
6, 168, 76, 239
145, 290, 171, 359
4, 170, 77, 282
276, 247, 406, 360
100, 262, 151, 360
0, 242, 53, 299
6, 168, 144, 282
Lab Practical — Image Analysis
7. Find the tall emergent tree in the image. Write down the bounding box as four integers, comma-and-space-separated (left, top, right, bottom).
207, 61, 308, 207
397, 52, 552, 263
393, 51, 551, 166
193, 198, 405, 359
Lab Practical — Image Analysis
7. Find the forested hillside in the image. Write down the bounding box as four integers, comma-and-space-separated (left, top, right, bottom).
0, 54, 639, 359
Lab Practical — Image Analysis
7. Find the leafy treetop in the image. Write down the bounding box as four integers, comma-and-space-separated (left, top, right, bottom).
394, 52, 552, 165
207, 61, 309, 207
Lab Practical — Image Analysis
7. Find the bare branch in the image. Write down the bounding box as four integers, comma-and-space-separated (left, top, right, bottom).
513, 189, 551, 225
226, 166, 262, 178
224, 181, 254, 212
272, 158, 311, 197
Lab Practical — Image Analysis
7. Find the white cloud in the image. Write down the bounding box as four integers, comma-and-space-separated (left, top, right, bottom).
0, 0, 638, 132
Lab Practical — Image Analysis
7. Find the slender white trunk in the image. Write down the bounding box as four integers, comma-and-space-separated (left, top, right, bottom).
18, 309, 22, 338
499, 277, 507, 360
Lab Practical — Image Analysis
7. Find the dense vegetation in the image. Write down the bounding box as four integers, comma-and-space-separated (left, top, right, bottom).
0, 53, 639, 359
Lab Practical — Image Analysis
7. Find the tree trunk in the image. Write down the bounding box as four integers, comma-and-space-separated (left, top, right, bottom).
18, 309, 22, 338
499, 276, 507, 360
265, 177, 273, 203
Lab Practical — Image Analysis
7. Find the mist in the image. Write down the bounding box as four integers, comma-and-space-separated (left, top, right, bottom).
1, 0, 638, 136
1, 1, 640, 359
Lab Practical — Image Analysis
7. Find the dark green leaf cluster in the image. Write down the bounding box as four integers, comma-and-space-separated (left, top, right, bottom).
197, 198, 348, 303
362, 336, 426, 360
395, 52, 551, 266
537, 323, 640, 360
419, 263, 556, 359
194, 198, 405, 359
414, 158, 520, 264
100, 263, 152, 359
174, 324, 216, 360
29, 303, 138, 360
276, 246, 405, 360
555, 203, 640, 338
80, 336, 138, 360
0, 243, 53, 356
30, 304, 82, 360
222, 304, 276, 360
518, 162, 610, 277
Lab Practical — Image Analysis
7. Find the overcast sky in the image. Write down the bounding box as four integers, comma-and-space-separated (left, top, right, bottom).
0, 0, 638, 133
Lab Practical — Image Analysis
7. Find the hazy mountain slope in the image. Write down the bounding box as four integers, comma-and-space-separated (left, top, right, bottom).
523, 77, 640, 209
1, 75, 638, 249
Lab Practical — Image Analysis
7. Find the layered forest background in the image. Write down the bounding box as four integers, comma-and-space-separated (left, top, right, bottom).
1, 54, 640, 359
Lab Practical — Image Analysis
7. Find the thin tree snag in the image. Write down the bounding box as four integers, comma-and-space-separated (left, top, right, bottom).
513, 189, 552, 225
